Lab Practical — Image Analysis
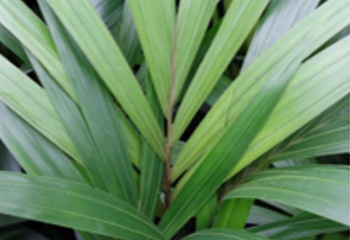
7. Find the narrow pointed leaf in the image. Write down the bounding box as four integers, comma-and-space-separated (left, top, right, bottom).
0, 55, 79, 162
0, 1, 140, 166
128, 0, 175, 115
271, 94, 350, 161
242, 0, 319, 70
0, 100, 84, 183
173, 5, 350, 181
0, 0, 76, 100
173, 0, 269, 141
175, 0, 218, 100
116, 1, 140, 67
0, 172, 165, 240
248, 214, 349, 240
159, 37, 308, 239
139, 77, 164, 220
205, 0, 319, 107
182, 229, 270, 240
38, 0, 138, 206
27, 51, 124, 199
45, 0, 165, 159
225, 167, 350, 225
90, 0, 124, 29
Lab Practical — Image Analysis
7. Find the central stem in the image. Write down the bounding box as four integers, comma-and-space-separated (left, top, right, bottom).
164, 24, 177, 209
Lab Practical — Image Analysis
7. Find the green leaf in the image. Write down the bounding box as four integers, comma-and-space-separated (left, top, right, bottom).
45, 0, 165, 159
0, 172, 165, 240
0, 23, 28, 64
173, 0, 270, 141
159, 35, 309, 239
0, 0, 76, 100
322, 233, 347, 240
116, 1, 140, 67
225, 166, 350, 226
139, 77, 164, 220
0, 55, 80, 162
90, 0, 124, 29
128, 0, 175, 115
273, 158, 318, 167
247, 205, 289, 225
26, 51, 124, 199
174, 0, 218, 101
213, 199, 254, 229
37, 0, 138, 206
0, 100, 84, 183
181, 229, 270, 240
196, 193, 218, 231
271, 94, 350, 161
248, 214, 348, 240
173, 9, 350, 181
205, 75, 231, 106
242, 0, 319, 70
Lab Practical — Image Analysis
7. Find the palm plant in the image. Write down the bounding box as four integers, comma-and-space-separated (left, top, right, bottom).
0, 0, 349, 239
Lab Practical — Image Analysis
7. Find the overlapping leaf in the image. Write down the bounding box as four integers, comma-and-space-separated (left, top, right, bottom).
173, 0, 270, 141
0, 172, 165, 240
38, 0, 137, 206
43, 0, 165, 159
128, 0, 175, 115
225, 166, 350, 225
159, 36, 309, 239
173, 3, 350, 180
182, 229, 270, 240
248, 214, 348, 240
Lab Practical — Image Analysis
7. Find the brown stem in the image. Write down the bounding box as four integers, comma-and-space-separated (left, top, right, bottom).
164, 24, 177, 209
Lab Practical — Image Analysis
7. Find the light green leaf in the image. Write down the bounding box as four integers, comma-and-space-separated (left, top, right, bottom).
248, 214, 348, 240
242, 0, 319, 70
159, 36, 308, 239
139, 77, 164, 220
45, 0, 165, 159
173, 0, 270, 141
174, 0, 218, 101
225, 166, 350, 225
181, 229, 270, 240
0, 172, 165, 240
0, 0, 75, 100
271, 94, 350, 161
0, 55, 79, 162
0, 100, 84, 183
173, 8, 350, 181
128, 0, 175, 115
37, 0, 138, 206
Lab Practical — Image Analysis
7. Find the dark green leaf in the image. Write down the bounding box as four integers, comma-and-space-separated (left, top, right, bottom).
0, 172, 165, 240
226, 167, 350, 225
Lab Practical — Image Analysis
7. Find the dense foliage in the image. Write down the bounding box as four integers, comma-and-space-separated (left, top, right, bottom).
0, 0, 349, 239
